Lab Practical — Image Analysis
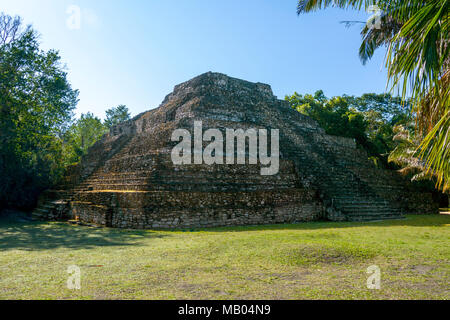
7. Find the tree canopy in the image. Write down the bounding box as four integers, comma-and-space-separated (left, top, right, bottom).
105, 104, 131, 128
286, 91, 411, 167
63, 113, 108, 166
0, 13, 131, 210
0, 13, 78, 209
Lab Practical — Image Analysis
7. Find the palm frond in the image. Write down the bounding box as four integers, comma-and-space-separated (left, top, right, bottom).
359, 14, 403, 64
418, 109, 450, 191
297, 0, 377, 14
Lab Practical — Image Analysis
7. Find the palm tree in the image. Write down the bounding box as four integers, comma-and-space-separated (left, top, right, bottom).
297, 0, 449, 191
389, 124, 433, 183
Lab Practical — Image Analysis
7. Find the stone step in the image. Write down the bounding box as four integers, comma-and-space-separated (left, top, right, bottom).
340, 203, 400, 209
341, 209, 402, 216
33, 208, 50, 215
81, 174, 298, 185
338, 207, 400, 214
42, 204, 56, 210
334, 202, 393, 208
338, 203, 397, 209
344, 209, 402, 215
334, 196, 392, 202
332, 195, 387, 201
72, 182, 298, 192
79, 182, 298, 190
101, 157, 296, 174
347, 214, 404, 222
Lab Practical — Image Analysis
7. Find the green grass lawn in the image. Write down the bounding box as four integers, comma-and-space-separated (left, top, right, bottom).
0, 214, 448, 300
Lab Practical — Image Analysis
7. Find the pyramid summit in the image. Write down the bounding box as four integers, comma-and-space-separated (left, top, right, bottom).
33, 72, 439, 228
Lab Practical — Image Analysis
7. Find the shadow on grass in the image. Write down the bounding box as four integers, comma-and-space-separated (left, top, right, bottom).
0, 220, 164, 251
200, 214, 450, 233
0, 215, 447, 250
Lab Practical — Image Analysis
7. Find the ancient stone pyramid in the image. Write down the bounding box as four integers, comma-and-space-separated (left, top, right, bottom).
33, 72, 439, 228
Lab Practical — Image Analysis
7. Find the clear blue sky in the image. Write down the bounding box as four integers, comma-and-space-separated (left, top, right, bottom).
0, 0, 389, 119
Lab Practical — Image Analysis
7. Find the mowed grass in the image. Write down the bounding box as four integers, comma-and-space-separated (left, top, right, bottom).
0, 215, 448, 300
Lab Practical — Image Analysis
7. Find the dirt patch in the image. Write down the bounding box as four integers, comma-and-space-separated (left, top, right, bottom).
410, 265, 435, 275
277, 244, 377, 266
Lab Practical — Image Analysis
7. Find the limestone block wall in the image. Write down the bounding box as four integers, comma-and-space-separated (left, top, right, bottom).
70, 189, 324, 229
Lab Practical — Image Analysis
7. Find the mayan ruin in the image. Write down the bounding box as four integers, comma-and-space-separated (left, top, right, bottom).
31, 72, 440, 229
3, 1, 448, 302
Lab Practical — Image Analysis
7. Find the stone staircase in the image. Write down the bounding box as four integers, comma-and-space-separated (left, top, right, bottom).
32, 130, 133, 222
255, 93, 427, 222
287, 147, 404, 222
32, 192, 72, 221
71, 156, 299, 193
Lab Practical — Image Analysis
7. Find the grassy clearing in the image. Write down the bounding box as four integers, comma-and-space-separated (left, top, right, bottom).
0, 215, 448, 300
